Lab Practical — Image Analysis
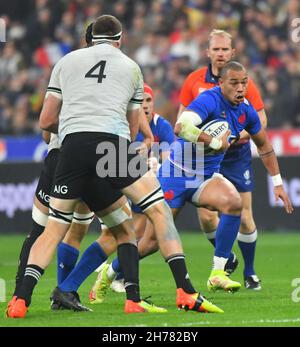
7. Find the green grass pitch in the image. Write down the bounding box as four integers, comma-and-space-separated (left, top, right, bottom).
0, 232, 300, 327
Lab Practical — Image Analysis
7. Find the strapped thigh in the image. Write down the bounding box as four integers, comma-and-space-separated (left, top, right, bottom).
191, 173, 224, 207
135, 187, 164, 212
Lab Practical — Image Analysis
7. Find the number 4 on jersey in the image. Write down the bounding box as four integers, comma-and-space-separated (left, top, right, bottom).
85, 60, 107, 83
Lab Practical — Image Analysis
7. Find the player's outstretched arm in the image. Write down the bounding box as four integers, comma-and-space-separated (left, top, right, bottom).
126, 108, 140, 141
39, 94, 62, 133
251, 129, 293, 214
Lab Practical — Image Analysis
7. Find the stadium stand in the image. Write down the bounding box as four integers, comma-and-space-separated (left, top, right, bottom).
0, 0, 300, 135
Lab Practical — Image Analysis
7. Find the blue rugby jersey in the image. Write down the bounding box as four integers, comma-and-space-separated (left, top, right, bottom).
170, 86, 261, 177
135, 113, 174, 152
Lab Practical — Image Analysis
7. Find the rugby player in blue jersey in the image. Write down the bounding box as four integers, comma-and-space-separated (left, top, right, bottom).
179, 30, 268, 290
171, 61, 293, 291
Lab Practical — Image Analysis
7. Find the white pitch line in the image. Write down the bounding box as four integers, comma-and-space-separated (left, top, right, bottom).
181, 317, 300, 326
114, 317, 300, 328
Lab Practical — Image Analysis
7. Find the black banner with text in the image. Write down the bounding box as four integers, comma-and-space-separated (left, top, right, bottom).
0, 158, 299, 233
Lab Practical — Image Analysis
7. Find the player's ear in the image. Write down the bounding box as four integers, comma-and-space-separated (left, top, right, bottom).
114, 39, 121, 49
231, 48, 236, 58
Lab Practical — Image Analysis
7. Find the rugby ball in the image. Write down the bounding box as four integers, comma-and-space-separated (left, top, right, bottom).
200, 119, 229, 154
200, 119, 229, 139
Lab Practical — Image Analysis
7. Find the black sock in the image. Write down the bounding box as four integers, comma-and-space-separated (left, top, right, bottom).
208, 238, 216, 247
166, 254, 196, 294
117, 243, 140, 302
14, 221, 45, 297
17, 264, 44, 306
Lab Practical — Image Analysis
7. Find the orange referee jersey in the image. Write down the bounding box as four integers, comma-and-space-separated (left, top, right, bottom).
179, 65, 264, 112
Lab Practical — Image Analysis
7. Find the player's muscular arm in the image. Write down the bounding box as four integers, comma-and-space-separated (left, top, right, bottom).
251, 128, 293, 214
251, 128, 278, 175
175, 111, 230, 152
39, 94, 62, 133
240, 108, 267, 140
257, 108, 267, 128
126, 108, 140, 141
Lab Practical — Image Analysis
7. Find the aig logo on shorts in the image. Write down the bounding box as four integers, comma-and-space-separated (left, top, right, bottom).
244, 170, 251, 185
38, 190, 50, 203
54, 185, 68, 194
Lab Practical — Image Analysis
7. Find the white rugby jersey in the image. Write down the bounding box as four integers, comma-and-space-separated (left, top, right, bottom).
47, 42, 144, 142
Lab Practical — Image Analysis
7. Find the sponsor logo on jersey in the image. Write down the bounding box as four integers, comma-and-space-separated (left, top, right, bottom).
220, 111, 226, 118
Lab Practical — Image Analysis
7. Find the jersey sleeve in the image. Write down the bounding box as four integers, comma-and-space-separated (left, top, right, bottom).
128, 65, 144, 111
158, 118, 175, 145
46, 60, 63, 99
245, 105, 262, 135
179, 72, 196, 107
246, 79, 264, 111
186, 92, 216, 123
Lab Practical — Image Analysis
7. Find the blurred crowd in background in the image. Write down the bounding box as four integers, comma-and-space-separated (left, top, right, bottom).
0, 0, 300, 136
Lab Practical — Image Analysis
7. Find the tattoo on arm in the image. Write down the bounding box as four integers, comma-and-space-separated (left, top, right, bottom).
259, 149, 274, 158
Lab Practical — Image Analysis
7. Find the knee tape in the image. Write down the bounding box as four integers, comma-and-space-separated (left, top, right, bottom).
73, 211, 94, 225
135, 187, 164, 212
49, 205, 73, 224
101, 202, 132, 228
32, 204, 48, 227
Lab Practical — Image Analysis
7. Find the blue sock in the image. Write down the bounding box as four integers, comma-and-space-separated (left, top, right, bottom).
206, 231, 235, 263
237, 230, 257, 278
215, 214, 241, 259
57, 242, 79, 285
112, 257, 124, 280
59, 242, 107, 292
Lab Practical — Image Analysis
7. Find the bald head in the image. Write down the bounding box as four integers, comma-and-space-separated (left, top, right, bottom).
220, 61, 246, 79
219, 61, 248, 105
